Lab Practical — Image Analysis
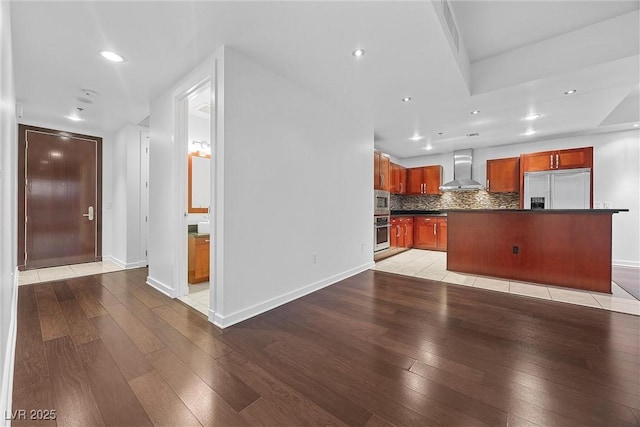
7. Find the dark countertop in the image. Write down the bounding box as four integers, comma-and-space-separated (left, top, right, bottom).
391, 210, 447, 216
446, 209, 628, 214
188, 231, 210, 237
391, 209, 628, 216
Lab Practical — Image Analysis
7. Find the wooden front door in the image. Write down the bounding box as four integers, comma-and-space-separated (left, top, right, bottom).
19, 125, 102, 269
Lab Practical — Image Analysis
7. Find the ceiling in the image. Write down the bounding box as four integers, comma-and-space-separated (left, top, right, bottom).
10, 1, 640, 159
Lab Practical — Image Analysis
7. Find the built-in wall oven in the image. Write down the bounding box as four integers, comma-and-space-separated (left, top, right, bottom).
374, 190, 390, 216
374, 215, 391, 253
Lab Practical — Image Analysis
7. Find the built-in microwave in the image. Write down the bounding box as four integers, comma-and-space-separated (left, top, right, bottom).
374, 190, 390, 215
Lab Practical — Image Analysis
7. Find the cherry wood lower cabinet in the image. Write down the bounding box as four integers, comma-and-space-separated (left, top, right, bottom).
389, 217, 413, 256
413, 216, 447, 251
188, 234, 210, 284
447, 210, 616, 293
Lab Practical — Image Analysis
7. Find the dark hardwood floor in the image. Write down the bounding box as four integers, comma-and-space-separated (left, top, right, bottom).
12, 268, 640, 426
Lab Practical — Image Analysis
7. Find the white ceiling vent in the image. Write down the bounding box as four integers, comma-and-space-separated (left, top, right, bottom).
442, 0, 459, 53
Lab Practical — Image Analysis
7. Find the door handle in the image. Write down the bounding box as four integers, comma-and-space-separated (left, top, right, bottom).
82, 206, 94, 221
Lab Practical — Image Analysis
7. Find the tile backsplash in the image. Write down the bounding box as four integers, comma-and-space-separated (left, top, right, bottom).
391, 191, 520, 210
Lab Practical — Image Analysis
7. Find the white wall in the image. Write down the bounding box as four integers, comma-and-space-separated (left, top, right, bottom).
216, 47, 373, 326
0, 1, 17, 423
107, 125, 147, 268
399, 130, 640, 267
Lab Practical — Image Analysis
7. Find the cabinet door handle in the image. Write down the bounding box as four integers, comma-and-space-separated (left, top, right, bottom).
400, 182, 403, 193
487, 179, 490, 191
555, 154, 559, 169
396, 225, 401, 237
404, 224, 407, 236
550, 154, 553, 169
433, 223, 436, 235
205, 239, 210, 243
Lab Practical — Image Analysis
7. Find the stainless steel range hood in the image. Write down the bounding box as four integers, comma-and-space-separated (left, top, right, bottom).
439, 149, 483, 191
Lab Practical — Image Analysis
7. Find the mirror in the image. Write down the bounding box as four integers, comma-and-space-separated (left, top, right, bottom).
188, 153, 210, 213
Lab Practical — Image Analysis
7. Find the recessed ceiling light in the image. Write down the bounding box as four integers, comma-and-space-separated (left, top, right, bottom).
66, 107, 84, 121
634, 123, 639, 128
424, 144, 432, 150
525, 113, 541, 121
564, 89, 577, 95
402, 97, 412, 102
100, 50, 124, 62
470, 110, 480, 115
409, 134, 424, 141
523, 129, 536, 136
352, 48, 365, 58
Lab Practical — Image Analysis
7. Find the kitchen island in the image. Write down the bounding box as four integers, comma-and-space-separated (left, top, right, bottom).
447, 209, 627, 293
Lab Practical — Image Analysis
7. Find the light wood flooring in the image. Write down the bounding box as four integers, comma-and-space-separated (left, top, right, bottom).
12, 267, 640, 426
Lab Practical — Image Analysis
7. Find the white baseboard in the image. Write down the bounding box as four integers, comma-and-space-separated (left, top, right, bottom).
613, 260, 640, 269
104, 255, 148, 270
1, 268, 19, 427
213, 261, 375, 329
146, 276, 173, 298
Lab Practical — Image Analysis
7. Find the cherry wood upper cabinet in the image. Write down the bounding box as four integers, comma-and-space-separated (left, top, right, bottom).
486, 157, 520, 193
390, 163, 407, 194
407, 165, 443, 195
521, 147, 592, 172
374, 151, 391, 191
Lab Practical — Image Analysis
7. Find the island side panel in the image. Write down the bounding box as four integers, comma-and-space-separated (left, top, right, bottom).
447, 211, 612, 293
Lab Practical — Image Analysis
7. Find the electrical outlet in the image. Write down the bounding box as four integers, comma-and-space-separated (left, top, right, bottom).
603, 201, 612, 209
512, 246, 519, 254
312, 252, 318, 263
594, 202, 602, 209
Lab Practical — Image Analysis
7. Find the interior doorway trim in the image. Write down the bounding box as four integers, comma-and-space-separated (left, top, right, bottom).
17, 124, 102, 270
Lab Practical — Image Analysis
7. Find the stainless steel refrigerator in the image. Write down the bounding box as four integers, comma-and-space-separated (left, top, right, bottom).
523, 168, 591, 209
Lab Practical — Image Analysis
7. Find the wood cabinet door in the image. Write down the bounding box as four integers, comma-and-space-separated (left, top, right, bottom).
390, 218, 398, 250
374, 151, 381, 189
396, 218, 405, 248
522, 150, 554, 172
436, 218, 447, 251
414, 217, 438, 249
486, 157, 520, 193
390, 163, 400, 194
380, 154, 391, 191
407, 168, 424, 194
398, 166, 407, 194
403, 217, 414, 248
424, 165, 443, 195
195, 240, 210, 279
556, 147, 592, 170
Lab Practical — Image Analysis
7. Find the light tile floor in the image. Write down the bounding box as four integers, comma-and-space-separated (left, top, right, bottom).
372, 249, 640, 316
178, 282, 210, 316
18, 260, 123, 285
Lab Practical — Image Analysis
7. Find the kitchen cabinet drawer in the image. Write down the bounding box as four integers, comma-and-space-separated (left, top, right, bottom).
486, 157, 519, 193
188, 235, 210, 284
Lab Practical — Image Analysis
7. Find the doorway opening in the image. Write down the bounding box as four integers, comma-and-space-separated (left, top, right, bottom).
17, 124, 102, 271
177, 80, 212, 316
